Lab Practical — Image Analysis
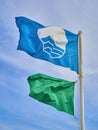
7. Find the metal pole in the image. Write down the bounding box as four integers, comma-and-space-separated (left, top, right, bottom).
78, 31, 85, 130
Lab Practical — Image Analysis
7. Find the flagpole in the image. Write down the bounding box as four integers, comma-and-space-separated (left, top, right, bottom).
78, 31, 85, 130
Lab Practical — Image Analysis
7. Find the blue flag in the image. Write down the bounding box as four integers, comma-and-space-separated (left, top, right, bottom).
15, 17, 78, 73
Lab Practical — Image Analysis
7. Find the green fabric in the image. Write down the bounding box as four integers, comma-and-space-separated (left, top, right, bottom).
27, 73, 76, 115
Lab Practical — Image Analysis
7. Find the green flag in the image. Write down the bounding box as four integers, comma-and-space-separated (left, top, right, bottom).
27, 73, 76, 115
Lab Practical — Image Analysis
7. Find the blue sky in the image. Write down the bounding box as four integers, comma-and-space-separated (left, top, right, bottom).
0, 0, 98, 130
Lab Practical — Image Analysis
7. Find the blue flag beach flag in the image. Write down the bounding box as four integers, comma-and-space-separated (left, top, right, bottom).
15, 17, 78, 73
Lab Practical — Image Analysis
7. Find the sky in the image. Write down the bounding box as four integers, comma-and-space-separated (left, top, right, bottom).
0, 0, 98, 130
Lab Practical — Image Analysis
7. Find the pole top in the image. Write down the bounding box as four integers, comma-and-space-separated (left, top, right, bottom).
78, 31, 82, 36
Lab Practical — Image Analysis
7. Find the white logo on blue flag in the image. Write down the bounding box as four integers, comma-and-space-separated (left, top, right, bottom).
38, 27, 68, 58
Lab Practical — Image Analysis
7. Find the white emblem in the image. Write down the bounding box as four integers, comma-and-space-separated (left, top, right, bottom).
37, 27, 68, 58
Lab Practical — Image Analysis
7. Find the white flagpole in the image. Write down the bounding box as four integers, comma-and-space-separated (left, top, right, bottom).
78, 31, 85, 130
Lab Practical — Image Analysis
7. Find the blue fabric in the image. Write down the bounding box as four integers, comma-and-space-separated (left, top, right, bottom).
15, 16, 78, 73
